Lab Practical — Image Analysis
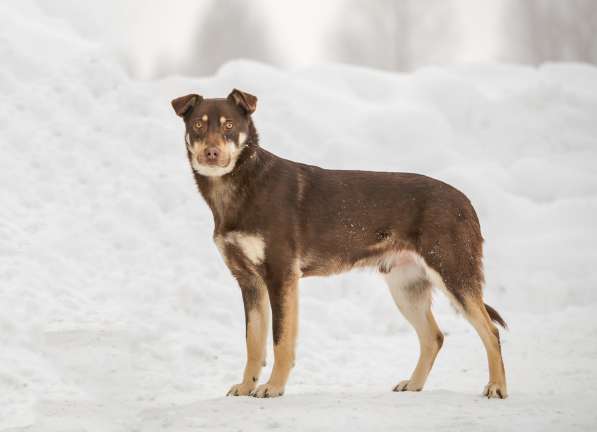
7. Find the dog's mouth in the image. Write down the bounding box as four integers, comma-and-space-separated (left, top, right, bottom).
195, 155, 231, 168
190, 141, 242, 177
192, 156, 233, 175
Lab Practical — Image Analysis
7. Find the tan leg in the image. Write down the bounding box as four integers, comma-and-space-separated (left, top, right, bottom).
464, 297, 508, 398
252, 277, 298, 398
227, 277, 269, 396
385, 265, 443, 392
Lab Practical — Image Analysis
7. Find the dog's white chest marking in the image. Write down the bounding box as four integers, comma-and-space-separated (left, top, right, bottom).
217, 231, 265, 265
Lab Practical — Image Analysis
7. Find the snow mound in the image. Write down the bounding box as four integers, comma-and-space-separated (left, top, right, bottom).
1, 2, 596, 430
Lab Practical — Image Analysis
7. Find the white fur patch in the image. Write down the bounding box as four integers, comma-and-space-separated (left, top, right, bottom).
238, 132, 247, 146
382, 250, 464, 313
225, 232, 265, 265
382, 251, 426, 296
192, 161, 237, 177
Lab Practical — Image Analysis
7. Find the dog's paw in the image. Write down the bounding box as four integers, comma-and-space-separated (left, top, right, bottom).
393, 380, 423, 392
483, 383, 508, 399
226, 382, 255, 397
249, 383, 285, 398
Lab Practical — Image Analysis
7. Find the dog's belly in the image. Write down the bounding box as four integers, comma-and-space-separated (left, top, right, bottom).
299, 239, 403, 278
298, 219, 415, 278
299, 247, 425, 278
299, 254, 352, 277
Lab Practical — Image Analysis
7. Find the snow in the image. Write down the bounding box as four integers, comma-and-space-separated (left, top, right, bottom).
1, 1, 597, 431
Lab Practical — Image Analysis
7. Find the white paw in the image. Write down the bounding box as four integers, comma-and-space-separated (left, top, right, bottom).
250, 383, 285, 398
226, 382, 255, 396
393, 380, 422, 392
483, 383, 508, 399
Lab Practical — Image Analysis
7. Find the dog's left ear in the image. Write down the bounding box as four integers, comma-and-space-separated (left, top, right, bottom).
171, 94, 202, 118
228, 88, 257, 115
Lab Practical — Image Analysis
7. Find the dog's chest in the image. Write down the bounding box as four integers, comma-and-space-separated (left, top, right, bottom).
214, 230, 266, 272
200, 177, 240, 228
201, 181, 262, 268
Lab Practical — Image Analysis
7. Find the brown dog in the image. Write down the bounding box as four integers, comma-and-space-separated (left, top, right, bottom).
171, 89, 508, 399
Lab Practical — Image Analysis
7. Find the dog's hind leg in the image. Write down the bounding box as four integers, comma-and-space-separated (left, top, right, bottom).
425, 261, 508, 398
383, 259, 443, 392
462, 294, 508, 398
418, 213, 508, 399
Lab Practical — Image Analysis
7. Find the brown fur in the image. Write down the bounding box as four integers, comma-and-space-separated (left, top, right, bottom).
171, 89, 508, 399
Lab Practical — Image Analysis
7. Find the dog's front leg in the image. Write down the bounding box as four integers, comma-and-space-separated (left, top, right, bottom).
227, 275, 270, 396
251, 274, 299, 398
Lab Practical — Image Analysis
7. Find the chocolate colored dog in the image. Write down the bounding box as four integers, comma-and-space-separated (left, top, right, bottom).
171, 89, 508, 399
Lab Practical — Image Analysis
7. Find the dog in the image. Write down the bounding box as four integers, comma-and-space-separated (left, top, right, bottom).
171, 89, 508, 399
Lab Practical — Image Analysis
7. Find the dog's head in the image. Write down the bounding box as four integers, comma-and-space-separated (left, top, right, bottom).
171, 89, 257, 177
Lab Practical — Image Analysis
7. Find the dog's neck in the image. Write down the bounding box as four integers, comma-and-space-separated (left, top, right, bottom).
191, 121, 270, 233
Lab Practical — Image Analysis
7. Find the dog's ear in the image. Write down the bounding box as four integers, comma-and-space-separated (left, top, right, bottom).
171, 94, 202, 118
228, 88, 257, 115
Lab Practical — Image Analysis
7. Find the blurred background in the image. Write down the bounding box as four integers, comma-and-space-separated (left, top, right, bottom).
38, 0, 597, 80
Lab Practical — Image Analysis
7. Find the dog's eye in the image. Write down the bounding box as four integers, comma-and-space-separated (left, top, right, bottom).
193, 121, 203, 130
225, 121, 233, 129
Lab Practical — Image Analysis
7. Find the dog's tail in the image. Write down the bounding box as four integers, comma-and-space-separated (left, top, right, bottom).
484, 303, 507, 329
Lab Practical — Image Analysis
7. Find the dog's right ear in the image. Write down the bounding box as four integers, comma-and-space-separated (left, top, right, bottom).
171, 94, 202, 118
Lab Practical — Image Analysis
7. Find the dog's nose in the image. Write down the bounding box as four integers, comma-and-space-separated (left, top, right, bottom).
205, 147, 219, 161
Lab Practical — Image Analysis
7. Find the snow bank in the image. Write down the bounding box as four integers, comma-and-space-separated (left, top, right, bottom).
1, 1, 596, 430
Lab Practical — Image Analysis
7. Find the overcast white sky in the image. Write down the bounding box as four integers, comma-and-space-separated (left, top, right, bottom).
40, 0, 504, 79
128, 0, 502, 78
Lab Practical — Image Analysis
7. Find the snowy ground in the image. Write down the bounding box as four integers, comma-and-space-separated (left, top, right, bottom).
1, 2, 597, 431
